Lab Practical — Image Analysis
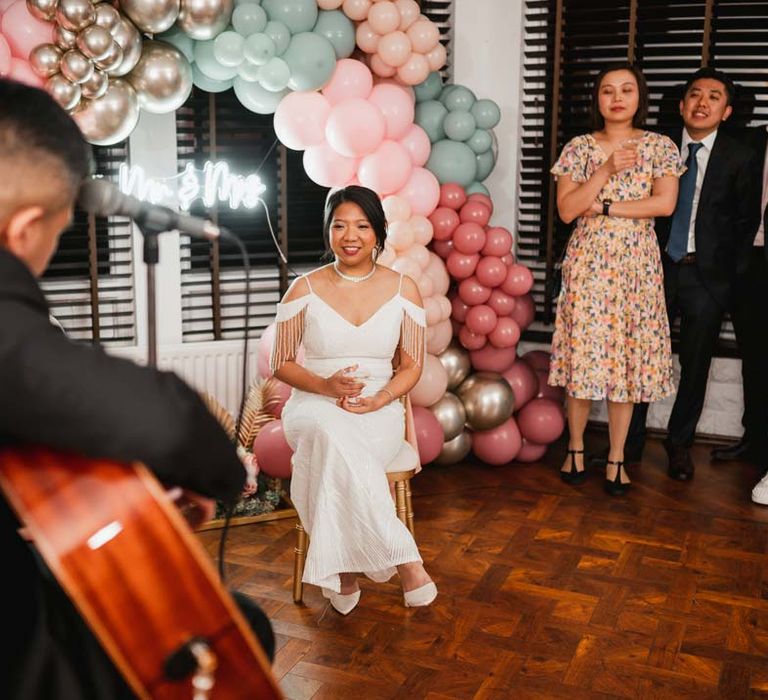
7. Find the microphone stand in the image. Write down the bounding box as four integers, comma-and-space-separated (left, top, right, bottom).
135, 221, 162, 369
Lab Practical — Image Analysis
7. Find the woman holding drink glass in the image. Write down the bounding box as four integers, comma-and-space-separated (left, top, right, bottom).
271, 186, 436, 615
548, 62, 685, 495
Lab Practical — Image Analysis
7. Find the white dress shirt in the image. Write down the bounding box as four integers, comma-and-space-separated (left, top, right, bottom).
681, 128, 719, 253
754, 126, 768, 247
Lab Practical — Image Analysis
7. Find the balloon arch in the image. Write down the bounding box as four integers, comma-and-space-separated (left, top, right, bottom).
0, 0, 565, 469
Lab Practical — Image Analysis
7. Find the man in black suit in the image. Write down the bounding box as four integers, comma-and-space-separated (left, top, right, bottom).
0, 80, 272, 699
625, 67, 762, 480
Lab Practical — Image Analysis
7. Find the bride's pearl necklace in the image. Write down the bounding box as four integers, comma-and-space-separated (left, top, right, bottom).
332, 260, 376, 283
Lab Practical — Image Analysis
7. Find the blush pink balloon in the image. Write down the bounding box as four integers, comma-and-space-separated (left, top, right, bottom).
410, 352, 449, 407
252, 420, 294, 478
431, 238, 454, 259
453, 222, 486, 255
426, 253, 450, 295
458, 275, 491, 306
397, 52, 430, 86
407, 242, 430, 268
469, 344, 517, 373
7, 59, 39, 93
475, 256, 507, 288
410, 215, 433, 245
426, 318, 452, 355
425, 42, 447, 72
1, 1, 53, 59
515, 438, 548, 463
535, 368, 565, 404
439, 183, 467, 210
356, 21, 380, 53
521, 349, 551, 372
501, 254, 515, 266
412, 405, 445, 464
319, 0, 344, 8
369, 52, 396, 78
387, 220, 415, 251
326, 98, 386, 157
424, 297, 442, 325
395, 166, 440, 217
416, 269, 434, 296
321, 58, 373, 105
465, 304, 497, 335
482, 227, 513, 257
429, 207, 460, 241
268, 379, 293, 418
472, 417, 522, 465
437, 294, 452, 321
377, 30, 411, 68
398, 123, 431, 166
488, 317, 520, 349
459, 200, 492, 227
450, 292, 470, 322
342, 0, 372, 21
502, 359, 538, 410
358, 139, 412, 194
0, 36, 10, 75
467, 192, 494, 213
303, 142, 359, 187
396, 0, 420, 30
368, 82, 415, 140
390, 254, 420, 279
510, 292, 535, 329
487, 288, 516, 317
406, 18, 440, 52
516, 398, 565, 445
274, 91, 332, 150
446, 251, 479, 280
368, 0, 401, 33
458, 324, 486, 351
501, 264, 534, 296
378, 246, 397, 267
382, 194, 411, 222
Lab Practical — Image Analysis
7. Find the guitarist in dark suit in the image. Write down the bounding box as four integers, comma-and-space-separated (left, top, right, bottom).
625, 67, 762, 480
0, 80, 273, 699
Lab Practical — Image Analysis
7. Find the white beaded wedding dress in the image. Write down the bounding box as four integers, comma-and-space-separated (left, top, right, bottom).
271, 273, 426, 593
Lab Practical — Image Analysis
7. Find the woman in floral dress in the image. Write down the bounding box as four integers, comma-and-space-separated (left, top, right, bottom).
548, 63, 684, 495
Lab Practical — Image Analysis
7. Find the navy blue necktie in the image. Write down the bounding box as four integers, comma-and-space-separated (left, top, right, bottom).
667, 142, 703, 261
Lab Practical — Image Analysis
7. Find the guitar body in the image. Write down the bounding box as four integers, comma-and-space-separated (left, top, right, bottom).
0, 446, 282, 700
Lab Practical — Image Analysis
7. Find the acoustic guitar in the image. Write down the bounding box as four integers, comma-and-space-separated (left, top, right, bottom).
0, 446, 282, 700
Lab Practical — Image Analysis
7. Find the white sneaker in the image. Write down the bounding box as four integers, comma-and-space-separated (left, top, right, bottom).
751, 473, 768, 505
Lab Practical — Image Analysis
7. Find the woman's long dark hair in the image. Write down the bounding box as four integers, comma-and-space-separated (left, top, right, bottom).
590, 62, 649, 130
323, 185, 388, 258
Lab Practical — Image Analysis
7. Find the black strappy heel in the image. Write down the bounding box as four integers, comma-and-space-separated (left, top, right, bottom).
561, 448, 587, 485
604, 460, 630, 496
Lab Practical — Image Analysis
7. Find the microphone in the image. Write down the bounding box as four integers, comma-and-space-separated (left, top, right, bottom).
77, 177, 226, 241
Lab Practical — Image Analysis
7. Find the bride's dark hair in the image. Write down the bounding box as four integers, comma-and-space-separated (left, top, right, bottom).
323, 185, 388, 258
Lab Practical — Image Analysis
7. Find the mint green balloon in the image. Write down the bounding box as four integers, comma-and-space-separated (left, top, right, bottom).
441, 84, 476, 112
234, 0, 260, 5
476, 149, 496, 181
195, 40, 240, 81
466, 181, 490, 196
232, 4, 267, 35
467, 128, 492, 154
158, 27, 194, 63
283, 32, 336, 91
243, 33, 276, 66
426, 139, 477, 186
192, 64, 234, 93
214, 31, 245, 67
415, 100, 447, 143
264, 20, 290, 55
238, 60, 261, 82
471, 98, 501, 129
258, 56, 290, 91
444, 110, 476, 142
233, 75, 288, 114
414, 71, 443, 103
313, 10, 355, 59
262, 0, 317, 33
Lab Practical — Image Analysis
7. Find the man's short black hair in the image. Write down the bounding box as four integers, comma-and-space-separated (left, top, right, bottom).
682, 67, 736, 106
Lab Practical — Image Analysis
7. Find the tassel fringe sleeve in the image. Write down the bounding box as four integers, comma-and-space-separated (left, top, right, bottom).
399, 301, 427, 368
269, 297, 309, 374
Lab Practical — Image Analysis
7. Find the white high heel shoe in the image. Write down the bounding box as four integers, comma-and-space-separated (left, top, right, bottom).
403, 581, 438, 608
322, 587, 361, 615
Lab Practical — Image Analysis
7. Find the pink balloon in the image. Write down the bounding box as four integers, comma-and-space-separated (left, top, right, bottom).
398, 123, 431, 167
355, 20, 380, 53
459, 200, 492, 227
465, 304, 497, 335
452, 222, 486, 255
268, 379, 293, 418
429, 207, 460, 241
369, 52, 396, 78
535, 368, 565, 404
488, 317, 520, 349
521, 349, 551, 372
439, 183, 467, 210
6, 56, 40, 86
368, 0, 401, 33
0, 36, 10, 76
501, 264, 534, 296
382, 194, 411, 222
437, 294, 452, 321
368, 82, 415, 140
426, 253, 450, 295
450, 292, 470, 322
274, 91, 331, 150
303, 142, 359, 187
425, 42, 447, 72
406, 242, 430, 268
426, 318, 452, 355
467, 192, 494, 213
475, 256, 507, 288
0, 0, 17, 13
482, 227, 513, 257
472, 417, 522, 465
446, 251, 479, 280
390, 254, 420, 279
253, 420, 294, 478
396, 0, 420, 30
458, 275, 490, 306
411, 405, 444, 464
1, 1, 53, 59
386, 219, 415, 251
319, 0, 344, 8
395, 166, 440, 217
406, 18, 440, 52
378, 246, 397, 267
322, 58, 373, 105
501, 254, 515, 266
517, 398, 565, 445
515, 438, 548, 463
342, 0, 372, 21
396, 52, 429, 86
431, 238, 453, 259
424, 296, 441, 325
410, 352, 449, 407
358, 139, 412, 195
487, 288, 516, 317
410, 215, 433, 245
510, 292, 535, 330
377, 30, 411, 68
469, 344, 517, 373
458, 324, 486, 351
326, 98, 386, 157
502, 359, 538, 410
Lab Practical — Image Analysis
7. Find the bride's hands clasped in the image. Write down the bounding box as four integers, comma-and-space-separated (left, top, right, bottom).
324, 365, 366, 398
336, 393, 388, 414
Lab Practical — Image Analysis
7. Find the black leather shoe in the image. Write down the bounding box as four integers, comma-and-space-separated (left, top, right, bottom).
604, 460, 630, 496
561, 448, 587, 485
711, 438, 764, 464
665, 441, 694, 481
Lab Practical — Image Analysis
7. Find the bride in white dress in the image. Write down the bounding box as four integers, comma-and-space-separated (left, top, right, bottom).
271, 186, 437, 615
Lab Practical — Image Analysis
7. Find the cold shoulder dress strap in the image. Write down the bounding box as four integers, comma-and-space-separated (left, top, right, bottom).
399, 297, 426, 368
270, 290, 310, 373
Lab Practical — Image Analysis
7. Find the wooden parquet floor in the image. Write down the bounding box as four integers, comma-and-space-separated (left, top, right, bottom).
199, 434, 768, 699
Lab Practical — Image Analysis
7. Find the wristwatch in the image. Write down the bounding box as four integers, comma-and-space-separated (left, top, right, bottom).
602, 199, 612, 216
